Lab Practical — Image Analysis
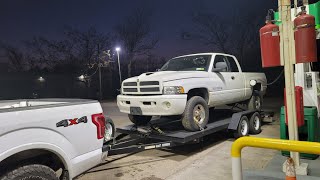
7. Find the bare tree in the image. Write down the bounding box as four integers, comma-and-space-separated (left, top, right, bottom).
182, 11, 263, 67
23, 37, 69, 70
182, 13, 230, 53
0, 44, 25, 71
19, 27, 111, 73
114, 7, 158, 77
228, 13, 262, 65
63, 26, 111, 67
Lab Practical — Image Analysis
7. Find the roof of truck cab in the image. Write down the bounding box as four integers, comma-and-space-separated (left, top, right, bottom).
172, 53, 234, 59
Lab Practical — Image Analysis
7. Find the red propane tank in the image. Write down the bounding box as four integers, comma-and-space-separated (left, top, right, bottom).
284, 86, 305, 127
260, 21, 281, 67
294, 7, 317, 63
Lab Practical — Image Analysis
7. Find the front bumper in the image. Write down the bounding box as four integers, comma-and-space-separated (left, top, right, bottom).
117, 94, 187, 116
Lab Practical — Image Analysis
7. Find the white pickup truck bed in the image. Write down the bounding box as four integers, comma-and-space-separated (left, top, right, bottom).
0, 99, 107, 180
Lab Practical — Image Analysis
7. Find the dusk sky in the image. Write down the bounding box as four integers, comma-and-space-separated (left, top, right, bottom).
0, 0, 276, 61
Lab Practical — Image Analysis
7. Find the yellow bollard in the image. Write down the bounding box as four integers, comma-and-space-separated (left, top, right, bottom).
231, 137, 320, 180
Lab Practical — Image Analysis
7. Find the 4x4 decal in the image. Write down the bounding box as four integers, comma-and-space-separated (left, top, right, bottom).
56, 116, 88, 127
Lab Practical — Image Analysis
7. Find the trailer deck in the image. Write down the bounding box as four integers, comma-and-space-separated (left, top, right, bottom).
116, 118, 230, 143
102, 109, 272, 156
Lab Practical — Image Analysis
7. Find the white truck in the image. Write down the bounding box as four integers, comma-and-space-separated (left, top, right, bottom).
117, 53, 267, 131
0, 99, 113, 180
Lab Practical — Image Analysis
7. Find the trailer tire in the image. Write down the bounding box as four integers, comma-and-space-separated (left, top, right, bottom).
247, 91, 262, 111
104, 117, 115, 143
182, 96, 209, 131
249, 112, 262, 134
233, 116, 249, 138
128, 115, 152, 126
0, 164, 58, 180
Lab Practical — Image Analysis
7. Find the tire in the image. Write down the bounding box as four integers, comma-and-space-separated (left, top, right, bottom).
104, 117, 115, 143
128, 115, 152, 125
182, 96, 209, 131
233, 116, 249, 138
1, 164, 58, 180
247, 91, 263, 111
249, 112, 262, 134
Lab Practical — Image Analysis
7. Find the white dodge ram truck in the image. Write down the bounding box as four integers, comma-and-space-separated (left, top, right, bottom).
117, 53, 267, 131
0, 99, 112, 180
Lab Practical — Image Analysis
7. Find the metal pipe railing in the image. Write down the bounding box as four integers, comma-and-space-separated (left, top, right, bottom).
231, 137, 320, 180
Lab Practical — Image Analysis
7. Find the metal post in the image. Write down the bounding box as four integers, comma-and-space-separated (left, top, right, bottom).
117, 50, 122, 86
279, 0, 300, 166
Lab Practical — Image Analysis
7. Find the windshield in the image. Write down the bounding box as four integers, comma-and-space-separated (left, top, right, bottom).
160, 55, 211, 71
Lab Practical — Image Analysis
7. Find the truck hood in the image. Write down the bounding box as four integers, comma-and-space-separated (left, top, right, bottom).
124, 71, 209, 82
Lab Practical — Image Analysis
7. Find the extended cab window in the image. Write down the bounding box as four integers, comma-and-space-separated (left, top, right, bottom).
226, 56, 239, 72
160, 55, 211, 71
213, 55, 239, 72
213, 55, 229, 72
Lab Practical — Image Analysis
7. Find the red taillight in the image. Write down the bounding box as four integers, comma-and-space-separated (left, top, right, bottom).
91, 113, 106, 139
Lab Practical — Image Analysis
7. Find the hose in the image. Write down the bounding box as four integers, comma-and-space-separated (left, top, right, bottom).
267, 69, 284, 86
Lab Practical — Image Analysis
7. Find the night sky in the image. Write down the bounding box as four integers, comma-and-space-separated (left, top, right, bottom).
0, 0, 276, 61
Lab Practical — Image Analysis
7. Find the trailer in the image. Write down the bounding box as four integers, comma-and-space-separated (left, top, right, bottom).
102, 109, 272, 156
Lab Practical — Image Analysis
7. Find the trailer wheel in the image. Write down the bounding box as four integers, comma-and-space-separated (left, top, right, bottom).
249, 112, 262, 134
247, 91, 262, 111
234, 116, 249, 138
182, 96, 209, 131
128, 115, 152, 125
0, 164, 58, 180
104, 117, 115, 143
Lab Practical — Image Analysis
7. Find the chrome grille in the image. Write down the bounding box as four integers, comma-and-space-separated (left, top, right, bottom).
122, 81, 161, 94
123, 82, 137, 86
140, 81, 159, 86
140, 87, 160, 92
123, 88, 138, 92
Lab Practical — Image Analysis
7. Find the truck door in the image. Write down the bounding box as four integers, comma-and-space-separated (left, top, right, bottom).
209, 55, 245, 105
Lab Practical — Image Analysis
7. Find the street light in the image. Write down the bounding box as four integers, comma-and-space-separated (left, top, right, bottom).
78, 75, 85, 81
115, 47, 122, 86
38, 76, 45, 82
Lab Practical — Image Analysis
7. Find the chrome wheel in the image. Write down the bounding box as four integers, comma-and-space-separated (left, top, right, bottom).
255, 96, 261, 110
240, 119, 249, 135
104, 123, 113, 142
253, 116, 260, 130
193, 104, 206, 125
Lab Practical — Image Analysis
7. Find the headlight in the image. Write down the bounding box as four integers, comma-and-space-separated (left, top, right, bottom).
163, 86, 185, 95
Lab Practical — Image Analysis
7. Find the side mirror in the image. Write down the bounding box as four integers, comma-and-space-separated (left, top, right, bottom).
212, 62, 227, 72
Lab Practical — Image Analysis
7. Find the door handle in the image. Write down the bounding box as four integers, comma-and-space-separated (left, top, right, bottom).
231, 76, 235, 80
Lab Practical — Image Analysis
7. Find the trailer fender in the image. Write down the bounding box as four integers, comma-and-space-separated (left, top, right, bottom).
228, 110, 257, 130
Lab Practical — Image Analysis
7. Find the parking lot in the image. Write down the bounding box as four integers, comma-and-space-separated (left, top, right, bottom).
77, 98, 282, 180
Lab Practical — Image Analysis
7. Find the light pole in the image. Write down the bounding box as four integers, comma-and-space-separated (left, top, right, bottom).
115, 47, 122, 86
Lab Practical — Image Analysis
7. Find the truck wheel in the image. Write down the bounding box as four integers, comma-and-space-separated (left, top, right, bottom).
233, 116, 249, 138
128, 115, 152, 125
249, 112, 262, 134
247, 92, 262, 111
182, 96, 209, 131
0, 164, 58, 180
104, 117, 115, 143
